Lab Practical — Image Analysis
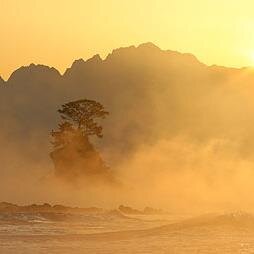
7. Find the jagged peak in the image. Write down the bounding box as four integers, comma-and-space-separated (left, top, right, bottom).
25, 63, 60, 73
64, 54, 103, 76
137, 42, 161, 50
107, 42, 160, 58
71, 54, 102, 67
86, 54, 102, 63
71, 58, 85, 67
104, 42, 204, 67
71, 55, 102, 67
105, 45, 136, 61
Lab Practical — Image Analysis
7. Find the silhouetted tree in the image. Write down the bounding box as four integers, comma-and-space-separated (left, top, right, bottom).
50, 99, 112, 182
51, 99, 109, 149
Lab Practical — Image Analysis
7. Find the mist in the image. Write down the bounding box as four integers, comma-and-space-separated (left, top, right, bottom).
1, 43, 254, 213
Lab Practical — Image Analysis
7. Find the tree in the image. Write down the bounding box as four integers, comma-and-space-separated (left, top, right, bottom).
51, 99, 109, 149
50, 99, 112, 182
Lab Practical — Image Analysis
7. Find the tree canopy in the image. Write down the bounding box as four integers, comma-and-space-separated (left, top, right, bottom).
51, 99, 109, 149
58, 99, 108, 136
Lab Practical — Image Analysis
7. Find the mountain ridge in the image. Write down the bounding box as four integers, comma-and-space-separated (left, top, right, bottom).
3, 42, 249, 83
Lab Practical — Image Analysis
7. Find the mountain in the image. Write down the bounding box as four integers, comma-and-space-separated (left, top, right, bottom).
1, 42, 254, 178
0, 64, 62, 136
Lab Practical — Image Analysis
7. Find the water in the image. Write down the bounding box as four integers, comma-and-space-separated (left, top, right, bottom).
1, 211, 254, 253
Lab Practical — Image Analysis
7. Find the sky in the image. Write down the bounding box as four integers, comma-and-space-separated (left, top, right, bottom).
1, 0, 254, 79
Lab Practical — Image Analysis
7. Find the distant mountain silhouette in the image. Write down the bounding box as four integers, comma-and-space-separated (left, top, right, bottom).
1, 42, 254, 172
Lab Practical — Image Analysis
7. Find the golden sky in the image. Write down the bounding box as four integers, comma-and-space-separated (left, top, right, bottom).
1, 0, 254, 79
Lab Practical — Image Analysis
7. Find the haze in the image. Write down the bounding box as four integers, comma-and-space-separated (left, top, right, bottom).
2, 2, 254, 253
1, 42, 254, 212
